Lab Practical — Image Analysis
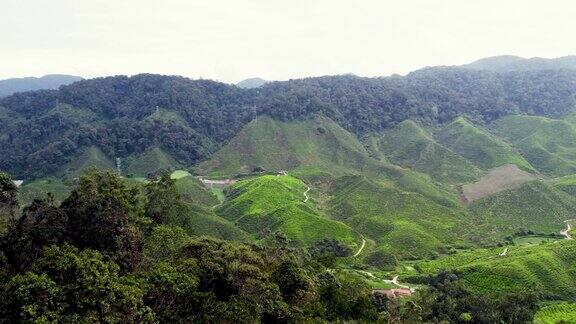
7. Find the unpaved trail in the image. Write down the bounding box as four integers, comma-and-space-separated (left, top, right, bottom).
353, 237, 366, 257
499, 247, 508, 256
383, 276, 410, 289
303, 186, 310, 203
357, 271, 413, 291
561, 219, 574, 240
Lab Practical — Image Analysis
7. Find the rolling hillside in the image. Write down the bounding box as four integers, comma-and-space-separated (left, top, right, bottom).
492, 115, 576, 176
328, 175, 469, 259
377, 120, 483, 184
415, 240, 576, 299
468, 180, 576, 244
437, 117, 534, 171
217, 175, 361, 248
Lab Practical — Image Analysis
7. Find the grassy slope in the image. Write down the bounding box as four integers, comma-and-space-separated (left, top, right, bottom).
17, 178, 70, 206
59, 146, 115, 178
415, 240, 576, 299
438, 117, 534, 171
377, 120, 483, 184
553, 174, 576, 197
328, 175, 470, 259
196, 116, 381, 177
123, 147, 182, 176
174, 175, 220, 207
492, 115, 576, 176
468, 181, 576, 244
534, 302, 576, 324
217, 175, 360, 248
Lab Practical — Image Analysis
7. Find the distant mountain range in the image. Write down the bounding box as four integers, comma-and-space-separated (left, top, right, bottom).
0, 74, 83, 97
463, 55, 576, 72
236, 77, 268, 89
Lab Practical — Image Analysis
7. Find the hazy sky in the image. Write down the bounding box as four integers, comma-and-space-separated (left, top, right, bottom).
1, 0, 575, 83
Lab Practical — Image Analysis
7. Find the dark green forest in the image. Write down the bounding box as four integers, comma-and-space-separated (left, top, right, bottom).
2, 68, 576, 178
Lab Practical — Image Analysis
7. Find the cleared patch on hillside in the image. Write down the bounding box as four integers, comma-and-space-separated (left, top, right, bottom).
461, 164, 536, 202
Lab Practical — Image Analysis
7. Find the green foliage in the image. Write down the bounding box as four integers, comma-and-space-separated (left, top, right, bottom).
534, 302, 576, 324
365, 248, 398, 270
1, 244, 155, 323
145, 172, 188, 225
0, 171, 18, 220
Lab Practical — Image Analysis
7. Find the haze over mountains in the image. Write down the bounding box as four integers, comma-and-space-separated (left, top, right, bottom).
463, 55, 576, 72
0, 74, 83, 97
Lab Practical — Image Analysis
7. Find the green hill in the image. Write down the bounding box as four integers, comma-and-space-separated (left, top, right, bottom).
328, 175, 470, 259
59, 146, 115, 178
416, 240, 576, 299
377, 120, 483, 184
123, 147, 183, 176
492, 115, 576, 176
468, 180, 576, 244
437, 117, 533, 171
196, 116, 380, 178
217, 175, 360, 248
174, 174, 220, 207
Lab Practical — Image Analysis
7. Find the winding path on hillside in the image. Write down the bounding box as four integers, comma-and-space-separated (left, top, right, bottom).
353, 236, 366, 257
383, 276, 411, 289
356, 271, 413, 290
303, 186, 310, 203
561, 219, 574, 240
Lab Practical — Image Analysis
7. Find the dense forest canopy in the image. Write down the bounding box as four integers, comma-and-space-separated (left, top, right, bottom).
1, 68, 576, 178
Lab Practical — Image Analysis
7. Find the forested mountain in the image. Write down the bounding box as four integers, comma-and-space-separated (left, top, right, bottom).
464, 55, 576, 72
2, 68, 576, 178
0, 74, 82, 98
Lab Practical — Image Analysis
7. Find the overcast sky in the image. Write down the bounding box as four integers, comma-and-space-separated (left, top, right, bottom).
1, 0, 575, 83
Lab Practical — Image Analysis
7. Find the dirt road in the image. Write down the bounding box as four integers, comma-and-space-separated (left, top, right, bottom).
561, 220, 574, 240
353, 237, 366, 257
303, 186, 310, 202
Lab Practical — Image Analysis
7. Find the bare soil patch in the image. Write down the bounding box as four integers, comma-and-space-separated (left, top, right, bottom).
461, 164, 536, 202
